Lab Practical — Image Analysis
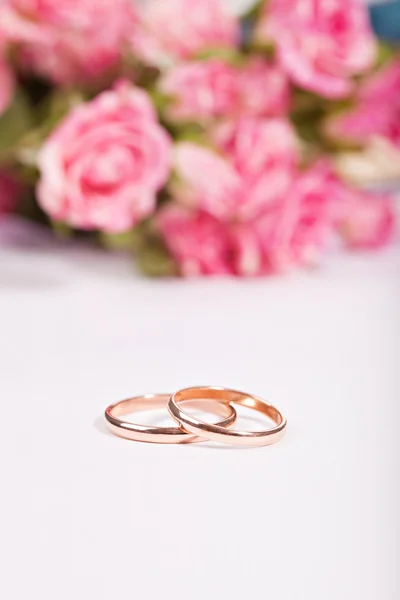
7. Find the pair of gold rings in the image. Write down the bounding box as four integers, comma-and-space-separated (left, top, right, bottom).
105, 386, 287, 447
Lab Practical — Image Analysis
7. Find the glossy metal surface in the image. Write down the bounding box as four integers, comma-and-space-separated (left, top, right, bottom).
168, 386, 287, 447
105, 393, 237, 444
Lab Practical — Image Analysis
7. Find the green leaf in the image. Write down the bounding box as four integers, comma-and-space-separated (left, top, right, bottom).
136, 243, 178, 277
148, 89, 171, 113
376, 42, 398, 68
125, 219, 179, 277
242, 0, 266, 21
174, 125, 209, 145
51, 220, 73, 239
99, 228, 142, 251
34, 89, 86, 136
194, 47, 244, 66
0, 89, 34, 153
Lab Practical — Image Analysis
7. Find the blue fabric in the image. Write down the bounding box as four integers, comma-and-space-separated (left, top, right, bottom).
369, 1, 400, 41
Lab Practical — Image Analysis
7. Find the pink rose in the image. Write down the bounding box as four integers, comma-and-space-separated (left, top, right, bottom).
132, 0, 239, 67
0, 0, 136, 85
157, 205, 233, 276
273, 162, 338, 269
159, 162, 338, 277
327, 60, 400, 148
259, 0, 377, 98
157, 203, 276, 278
0, 170, 21, 216
160, 59, 237, 122
360, 59, 400, 105
159, 159, 396, 277
37, 81, 172, 233
336, 188, 396, 250
232, 161, 339, 275
214, 117, 298, 216
159, 57, 290, 122
237, 58, 290, 117
327, 105, 400, 149
172, 142, 242, 219
0, 57, 14, 115
174, 118, 298, 220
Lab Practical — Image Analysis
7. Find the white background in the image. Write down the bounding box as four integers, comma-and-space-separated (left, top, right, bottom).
0, 218, 399, 599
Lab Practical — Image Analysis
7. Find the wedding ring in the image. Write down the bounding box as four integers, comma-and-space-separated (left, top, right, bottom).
168, 386, 287, 447
105, 393, 237, 444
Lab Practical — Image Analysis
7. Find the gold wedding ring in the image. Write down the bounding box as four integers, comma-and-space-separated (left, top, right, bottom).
168, 386, 287, 447
104, 393, 237, 444
105, 387, 287, 447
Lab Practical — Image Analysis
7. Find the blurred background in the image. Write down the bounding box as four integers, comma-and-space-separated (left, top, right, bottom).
0, 0, 399, 277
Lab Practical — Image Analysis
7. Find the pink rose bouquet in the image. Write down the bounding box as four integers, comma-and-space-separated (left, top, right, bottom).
0, 0, 397, 277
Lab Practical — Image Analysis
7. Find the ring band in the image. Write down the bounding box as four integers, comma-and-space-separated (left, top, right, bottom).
168, 386, 287, 447
105, 393, 237, 444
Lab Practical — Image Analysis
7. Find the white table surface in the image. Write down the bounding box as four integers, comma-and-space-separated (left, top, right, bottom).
1, 217, 399, 600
